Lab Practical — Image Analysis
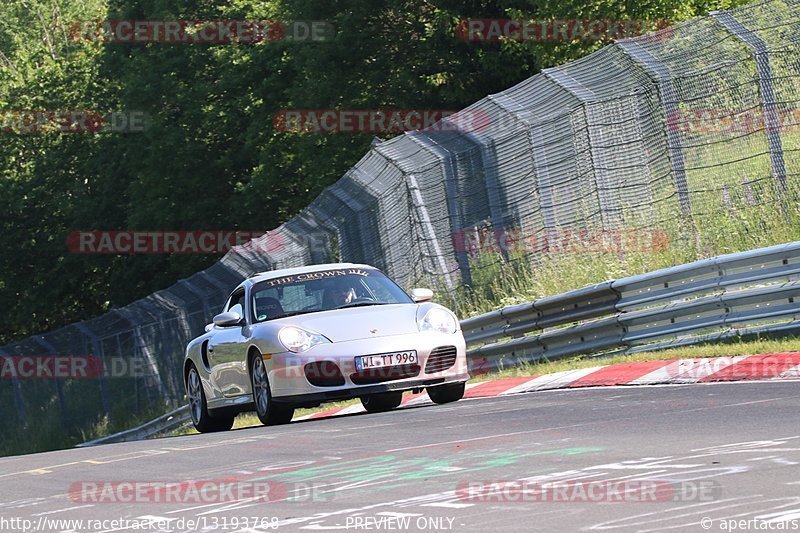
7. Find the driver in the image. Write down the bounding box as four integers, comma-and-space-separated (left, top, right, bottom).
323, 282, 357, 309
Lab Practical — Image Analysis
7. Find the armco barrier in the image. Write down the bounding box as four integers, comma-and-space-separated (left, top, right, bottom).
464, 241, 800, 373
77, 405, 191, 447
80, 241, 800, 446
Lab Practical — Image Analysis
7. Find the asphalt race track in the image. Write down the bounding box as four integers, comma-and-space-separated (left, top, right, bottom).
1, 381, 799, 532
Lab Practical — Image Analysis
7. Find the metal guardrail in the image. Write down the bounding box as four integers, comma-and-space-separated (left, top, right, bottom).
79, 242, 800, 446
464, 241, 800, 373
76, 406, 191, 447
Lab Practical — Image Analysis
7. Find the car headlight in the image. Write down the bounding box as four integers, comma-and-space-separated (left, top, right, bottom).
278, 326, 330, 353
418, 307, 458, 334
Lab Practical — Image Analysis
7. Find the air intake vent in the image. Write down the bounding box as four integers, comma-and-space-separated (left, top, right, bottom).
424, 346, 457, 374
304, 361, 345, 387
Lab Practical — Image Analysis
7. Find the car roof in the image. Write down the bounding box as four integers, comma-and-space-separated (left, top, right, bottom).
240, 263, 378, 290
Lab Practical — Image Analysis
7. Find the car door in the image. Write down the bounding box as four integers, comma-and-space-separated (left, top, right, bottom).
208, 288, 251, 398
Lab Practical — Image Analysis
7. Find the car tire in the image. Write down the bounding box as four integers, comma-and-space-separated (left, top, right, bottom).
251, 353, 294, 426
360, 391, 403, 413
186, 365, 234, 433
427, 382, 465, 404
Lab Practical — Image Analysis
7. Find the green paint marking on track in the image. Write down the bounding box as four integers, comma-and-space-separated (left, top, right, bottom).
249, 447, 605, 486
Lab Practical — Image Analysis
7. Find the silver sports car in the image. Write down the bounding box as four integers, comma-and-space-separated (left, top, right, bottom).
183, 263, 469, 432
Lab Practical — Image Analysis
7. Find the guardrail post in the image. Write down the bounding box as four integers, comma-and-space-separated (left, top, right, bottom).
73, 322, 112, 419
616, 41, 692, 215
710, 10, 788, 200
0, 347, 26, 425
407, 132, 473, 288
34, 337, 69, 433
543, 68, 621, 228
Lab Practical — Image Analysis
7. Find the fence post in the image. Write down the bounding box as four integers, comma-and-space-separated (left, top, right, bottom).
108, 309, 170, 406
479, 137, 511, 242
406, 173, 455, 292
328, 180, 371, 264
473, 136, 512, 263
33, 337, 69, 433
451, 131, 511, 262
528, 124, 559, 240
543, 68, 621, 228
199, 270, 231, 308
73, 323, 112, 419
285, 209, 336, 264
710, 10, 787, 199
616, 40, 692, 215
178, 279, 212, 325
407, 132, 473, 288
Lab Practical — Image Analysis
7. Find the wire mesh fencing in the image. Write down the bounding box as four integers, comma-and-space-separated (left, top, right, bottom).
2, 0, 799, 441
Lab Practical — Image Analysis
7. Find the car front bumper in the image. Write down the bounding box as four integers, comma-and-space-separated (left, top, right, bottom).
267, 331, 469, 402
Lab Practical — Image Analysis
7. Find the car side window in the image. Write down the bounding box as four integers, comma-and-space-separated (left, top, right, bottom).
225, 290, 246, 319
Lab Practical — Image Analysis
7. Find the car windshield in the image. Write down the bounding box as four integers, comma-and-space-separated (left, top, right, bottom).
251, 267, 413, 322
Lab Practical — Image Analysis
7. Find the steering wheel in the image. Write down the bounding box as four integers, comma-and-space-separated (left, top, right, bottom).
336, 297, 375, 308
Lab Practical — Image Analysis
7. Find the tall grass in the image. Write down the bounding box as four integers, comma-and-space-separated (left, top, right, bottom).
449, 179, 800, 319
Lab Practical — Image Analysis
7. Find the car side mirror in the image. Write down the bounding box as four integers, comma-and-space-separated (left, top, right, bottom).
410, 288, 434, 303
212, 311, 242, 327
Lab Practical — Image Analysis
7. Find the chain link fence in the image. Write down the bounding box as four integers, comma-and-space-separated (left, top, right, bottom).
2, 0, 799, 441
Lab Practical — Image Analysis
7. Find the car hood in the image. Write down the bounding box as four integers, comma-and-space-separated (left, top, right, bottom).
287, 304, 421, 342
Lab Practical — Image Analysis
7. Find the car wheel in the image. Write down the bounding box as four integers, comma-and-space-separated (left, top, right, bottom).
251, 354, 294, 426
360, 391, 403, 413
427, 382, 465, 404
186, 365, 234, 433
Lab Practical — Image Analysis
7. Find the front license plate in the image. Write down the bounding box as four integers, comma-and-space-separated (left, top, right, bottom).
355, 351, 418, 371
